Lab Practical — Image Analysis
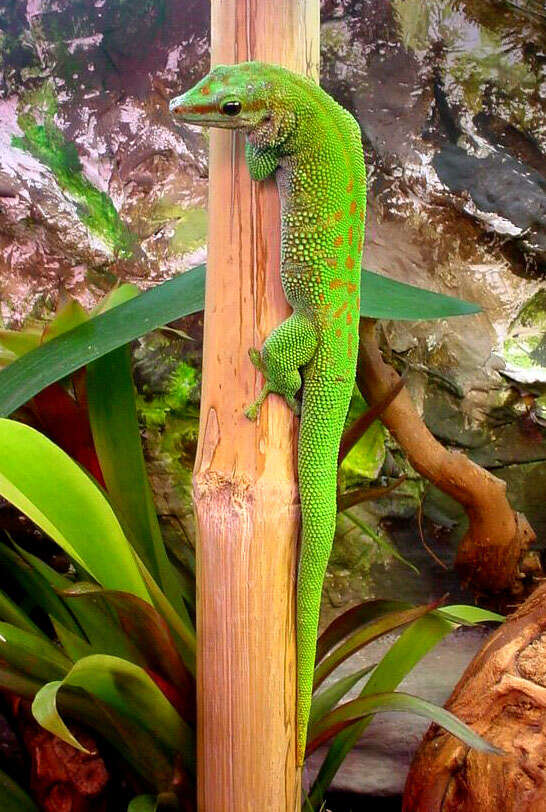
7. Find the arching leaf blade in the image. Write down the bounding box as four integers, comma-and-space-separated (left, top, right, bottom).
306, 691, 501, 757
0, 420, 150, 601
0, 265, 479, 418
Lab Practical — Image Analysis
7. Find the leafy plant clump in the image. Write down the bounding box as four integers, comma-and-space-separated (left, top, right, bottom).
0, 269, 493, 810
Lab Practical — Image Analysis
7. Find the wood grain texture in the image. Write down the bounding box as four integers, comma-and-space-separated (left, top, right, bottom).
193, 2, 319, 809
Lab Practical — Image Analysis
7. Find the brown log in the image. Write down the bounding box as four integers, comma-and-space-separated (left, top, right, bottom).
10, 699, 109, 812
356, 319, 536, 592
192, 2, 319, 810
403, 581, 546, 812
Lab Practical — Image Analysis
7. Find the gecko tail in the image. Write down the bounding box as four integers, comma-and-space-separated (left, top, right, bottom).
296, 385, 349, 766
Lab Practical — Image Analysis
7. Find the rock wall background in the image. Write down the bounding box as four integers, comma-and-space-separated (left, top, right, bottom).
1, 0, 545, 799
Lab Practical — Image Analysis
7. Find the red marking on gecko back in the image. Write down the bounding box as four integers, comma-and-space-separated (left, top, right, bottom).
334, 235, 343, 247
347, 178, 354, 193
348, 226, 353, 246
334, 301, 348, 319
326, 257, 338, 268
349, 200, 357, 215
200, 85, 211, 95
345, 256, 355, 270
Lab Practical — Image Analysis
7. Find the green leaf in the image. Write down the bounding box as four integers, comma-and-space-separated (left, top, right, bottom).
42, 299, 88, 343
0, 544, 80, 635
436, 605, 505, 624
0, 621, 71, 681
86, 345, 186, 619
0, 766, 39, 811
314, 602, 436, 689
0, 666, 43, 699
0, 586, 43, 635
63, 583, 195, 697
308, 613, 455, 808
0, 265, 205, 417
0, 265, 479, 418
306, 691, 501, 757
0, 330, 40, 358
361, 270, 481, 321
134, 556, 196, 673
7, 543, 136, 660
51, 619, 94, 661
0, 419, 150, 601
32, 654, 195, 771
90, 283, 141, 316
129, 797, 157, 812
9, 543, 138, 660
316, 599, 412, 663
309, 665, 375, 730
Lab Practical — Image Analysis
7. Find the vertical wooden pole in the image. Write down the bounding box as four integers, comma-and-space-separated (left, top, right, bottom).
192, 2, 319, 810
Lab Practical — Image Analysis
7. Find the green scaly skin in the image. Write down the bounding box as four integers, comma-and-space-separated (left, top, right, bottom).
170, 62, 366, 766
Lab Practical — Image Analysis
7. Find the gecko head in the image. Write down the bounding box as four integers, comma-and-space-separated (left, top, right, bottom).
170, 62, 296, 146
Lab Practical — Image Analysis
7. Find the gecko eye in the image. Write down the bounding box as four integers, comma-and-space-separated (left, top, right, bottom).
221, 100, 242, 116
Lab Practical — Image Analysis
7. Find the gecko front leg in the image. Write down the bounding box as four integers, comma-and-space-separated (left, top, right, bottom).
245, 312, 318, 421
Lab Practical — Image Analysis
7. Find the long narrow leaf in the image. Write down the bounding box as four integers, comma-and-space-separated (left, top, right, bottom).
0, 265, 205, 418
135, 555, 196, 674
0, 621, 71, 681
0, 767, 39, 811
0, 666, 43, 699
0, 266, 479, 418
308, 613, 456, 808
316, 599, 411, 663
436, 605, 505, 624
87, 345, 186, 618
10, 544, 138, 660
314, 603, 436, 689
32, 654, 195, 772
307, 691, 501, 756
309, 665, 375, 730
63, 583, 195, 714
0, 586, 43, 635
0, 545, 80, 635
0, 420, 150, 601
362, 271, 480, 321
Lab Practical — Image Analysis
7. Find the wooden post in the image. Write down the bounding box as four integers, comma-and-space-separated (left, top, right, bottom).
192, 2, 319, 810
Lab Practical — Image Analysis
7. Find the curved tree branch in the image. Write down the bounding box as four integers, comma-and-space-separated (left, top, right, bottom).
356, 319, 536, 592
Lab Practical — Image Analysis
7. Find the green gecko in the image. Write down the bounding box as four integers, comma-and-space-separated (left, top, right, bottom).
170, 61, 366, 766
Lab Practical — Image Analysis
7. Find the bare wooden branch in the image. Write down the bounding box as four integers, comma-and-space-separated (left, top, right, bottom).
356, 319, 536, 592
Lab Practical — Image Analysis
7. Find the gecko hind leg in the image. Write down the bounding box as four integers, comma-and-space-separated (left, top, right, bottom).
245, 312, 318, 421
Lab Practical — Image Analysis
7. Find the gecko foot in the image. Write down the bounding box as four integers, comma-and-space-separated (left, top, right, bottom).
248, 347, 266, 374
245, 382, 271, 421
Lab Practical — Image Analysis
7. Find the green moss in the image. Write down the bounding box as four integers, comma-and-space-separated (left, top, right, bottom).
137, 360, 200, 485
11, 83, 137, 258
451, 30, 538, 118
